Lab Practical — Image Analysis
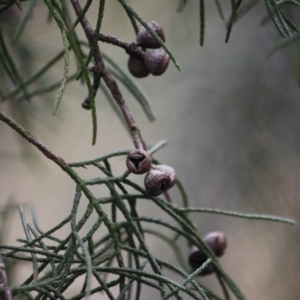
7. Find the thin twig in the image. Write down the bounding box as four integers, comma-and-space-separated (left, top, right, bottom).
0, 110, 66, 165
70, 0, 102, 114
0, 253, 13, 300
70, 0, 146, 150
97, 33, 144, 59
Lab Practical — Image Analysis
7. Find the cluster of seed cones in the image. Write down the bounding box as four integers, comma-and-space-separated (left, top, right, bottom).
126, 149, 227, 276
128, 21, 170, 78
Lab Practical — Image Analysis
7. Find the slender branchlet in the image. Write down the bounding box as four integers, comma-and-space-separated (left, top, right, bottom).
0, 111, 66, 165
70, 0, 146, 150
97, 33, 144, 59
0, 253, 13, 300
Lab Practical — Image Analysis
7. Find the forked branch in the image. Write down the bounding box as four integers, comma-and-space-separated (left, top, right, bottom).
70, 0, 146, 149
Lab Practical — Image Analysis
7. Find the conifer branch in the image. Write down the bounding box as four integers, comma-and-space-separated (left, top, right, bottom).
0, 110, 66, 165
0, 2, 298, 300
70, 0, 146, 150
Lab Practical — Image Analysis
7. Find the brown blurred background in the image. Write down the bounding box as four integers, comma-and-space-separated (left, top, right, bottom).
0, 1, 300, 299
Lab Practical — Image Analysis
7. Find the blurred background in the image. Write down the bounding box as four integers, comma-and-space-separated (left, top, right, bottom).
0, 1, 300, 299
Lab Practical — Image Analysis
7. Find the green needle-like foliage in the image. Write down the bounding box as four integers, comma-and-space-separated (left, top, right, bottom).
0, 1, 298, 300
0, 123, 294, 299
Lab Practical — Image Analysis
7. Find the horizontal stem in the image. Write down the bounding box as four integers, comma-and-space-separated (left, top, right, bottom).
97, 33, 144, 58
178, 207, 295, 225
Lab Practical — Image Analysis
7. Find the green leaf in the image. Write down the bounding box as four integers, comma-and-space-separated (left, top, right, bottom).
199, 0, 205, 46
52, 30, 70, 115
13, 0, 37, 43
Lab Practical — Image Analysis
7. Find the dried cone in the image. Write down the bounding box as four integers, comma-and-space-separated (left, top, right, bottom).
81, 97, 91, 110
136, 21, 165, 49
188, 231, 227, 276
144, 164, 177, 196
188, 245, 215, 276
144, 49, 170, 76
204, 231, 227, 257
126, 149, 152, 174
127, 54, 150, 78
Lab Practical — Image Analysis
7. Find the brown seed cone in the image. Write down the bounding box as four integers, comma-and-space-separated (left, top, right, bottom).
144, 164, 177, 196
144, 49, 170, 76
127, 55, 150, 78
81, 97, 91, 110
136, 21, 165, 49
188, 245, 215, 276
204, 231, 227, 257
188, 231, 227, 276
126, 149, 152, 174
